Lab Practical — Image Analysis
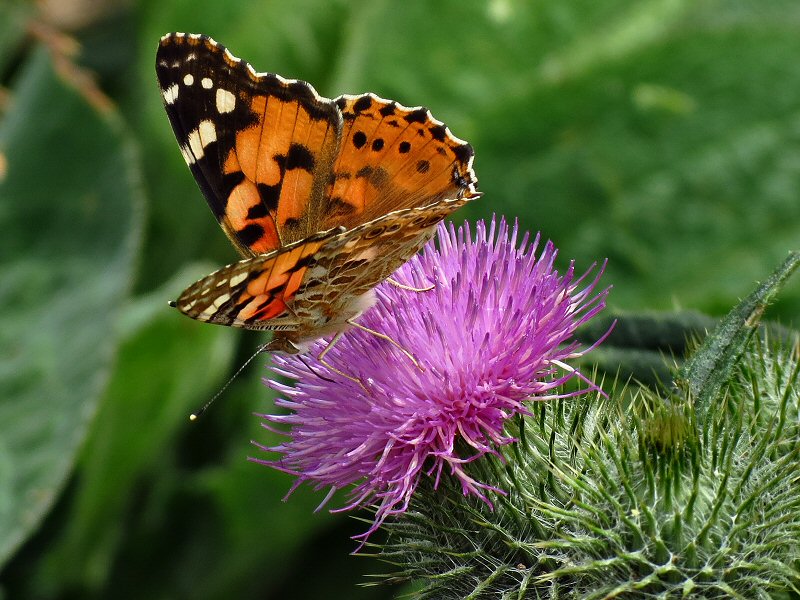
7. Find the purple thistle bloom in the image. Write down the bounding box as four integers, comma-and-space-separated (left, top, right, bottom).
253, 217, 611, 545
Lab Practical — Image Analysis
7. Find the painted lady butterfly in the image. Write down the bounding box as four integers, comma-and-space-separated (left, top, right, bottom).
157, 33, 479, 356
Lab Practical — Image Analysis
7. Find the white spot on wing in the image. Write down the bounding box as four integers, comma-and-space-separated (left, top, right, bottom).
183, 74, 194, 86
198, 119, 217, 146
306, 265, 328, 280
187, 130, 204, 160
201, 77, 213, 89
229, 272, 248, 287
162, 83, 179, 104
212, 294, 230, 308
186, 120, 218, 162
216, 88, 236, 113
199, 304, 217, 319
179, 144, 195, 165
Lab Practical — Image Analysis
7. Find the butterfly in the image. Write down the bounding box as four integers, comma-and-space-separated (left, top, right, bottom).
156, 33, 479, 358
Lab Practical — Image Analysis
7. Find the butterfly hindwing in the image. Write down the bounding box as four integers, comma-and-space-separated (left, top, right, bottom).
173, 230, 335, 330
174, 199, 471, 333
293, 199, 472, 320
156, 33, 343, 256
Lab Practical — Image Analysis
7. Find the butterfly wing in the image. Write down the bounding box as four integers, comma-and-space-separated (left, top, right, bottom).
172, 197, 473, 333
172, 229, 336, 331
161, 34, 480, 337
156, 33, 343, 256
291, 198, 474, 329
321, 94, 478, 230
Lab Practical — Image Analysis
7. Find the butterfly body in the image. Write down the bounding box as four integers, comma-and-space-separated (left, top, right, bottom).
157, 33, 478, 350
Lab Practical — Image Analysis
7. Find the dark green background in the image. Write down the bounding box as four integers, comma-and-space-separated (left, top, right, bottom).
1, 0, 799, 598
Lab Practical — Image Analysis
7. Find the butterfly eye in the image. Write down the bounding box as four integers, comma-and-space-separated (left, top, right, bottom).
452, 166, 476, 192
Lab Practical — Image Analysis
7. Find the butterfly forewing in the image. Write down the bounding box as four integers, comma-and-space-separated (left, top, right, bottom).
322, 94, 477, 231
156, 33, 342, 256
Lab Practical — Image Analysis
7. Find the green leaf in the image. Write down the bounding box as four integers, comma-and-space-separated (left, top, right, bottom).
469, 3, 800, 312
33, 267, 236, 595
0, 46, 143, 567
578, 310, 716, 385
0, 1, 32, 78
679, 251, 800, 423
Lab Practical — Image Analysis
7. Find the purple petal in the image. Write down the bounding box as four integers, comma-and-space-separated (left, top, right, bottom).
253, 217, 611, 547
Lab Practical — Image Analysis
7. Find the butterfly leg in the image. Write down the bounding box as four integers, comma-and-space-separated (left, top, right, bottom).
385, 277, 434, 293
345, 319, 424, 371
317, 332, 367, 388
298, 354, 335, 383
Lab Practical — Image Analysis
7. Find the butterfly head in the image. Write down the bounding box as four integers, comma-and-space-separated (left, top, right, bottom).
262, 333, 304, 355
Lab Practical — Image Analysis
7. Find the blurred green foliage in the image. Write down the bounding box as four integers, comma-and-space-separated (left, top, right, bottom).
0, 0, 798, 598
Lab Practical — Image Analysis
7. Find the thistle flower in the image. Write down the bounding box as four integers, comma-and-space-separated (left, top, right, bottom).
254, 217, 611, 544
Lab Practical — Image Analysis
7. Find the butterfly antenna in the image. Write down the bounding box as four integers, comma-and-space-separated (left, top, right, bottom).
189, 344, 268, 421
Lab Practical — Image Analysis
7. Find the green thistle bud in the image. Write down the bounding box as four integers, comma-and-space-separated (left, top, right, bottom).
371, 252, 800, 598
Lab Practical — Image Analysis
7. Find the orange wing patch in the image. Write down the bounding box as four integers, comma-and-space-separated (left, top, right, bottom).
322, 94, 477, 231
226, 93, 341, 247
240, 241, 320, 317
219, 94, 311, 255
174, 236, 328, 330
219, 148, 280, 254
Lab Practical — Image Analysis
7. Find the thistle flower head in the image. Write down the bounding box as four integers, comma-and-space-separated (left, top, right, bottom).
254, 217, 610, 543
